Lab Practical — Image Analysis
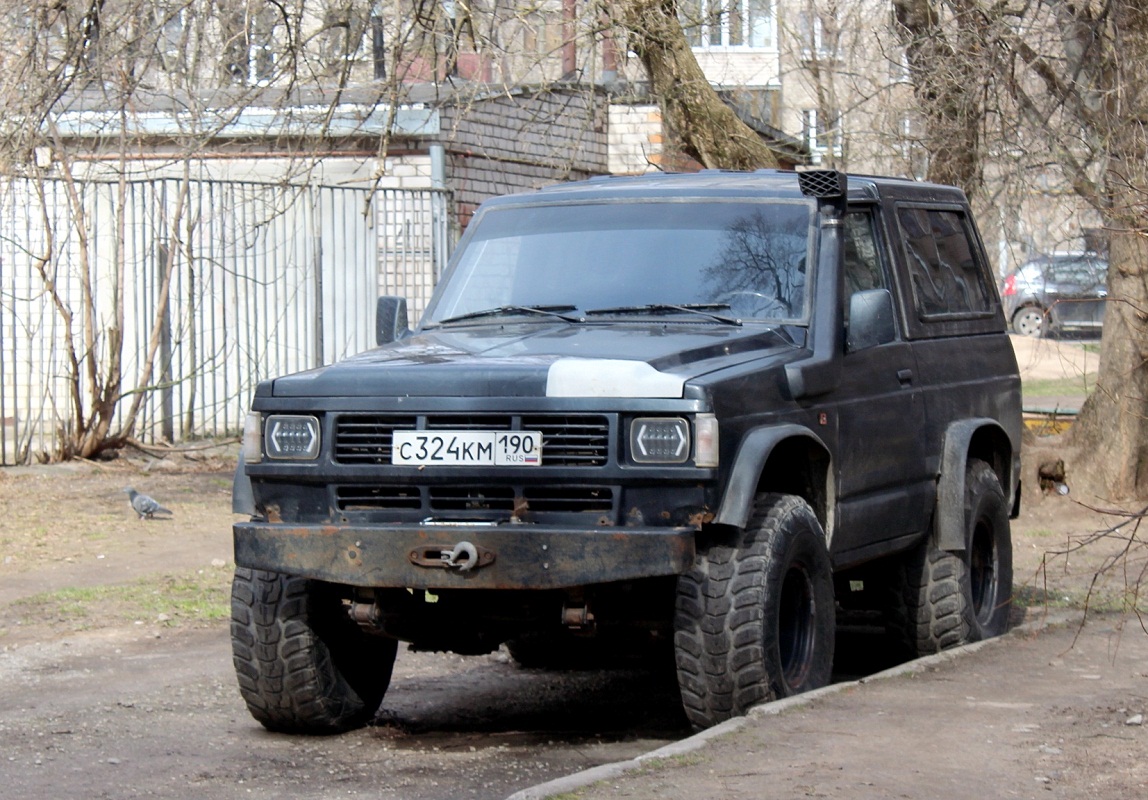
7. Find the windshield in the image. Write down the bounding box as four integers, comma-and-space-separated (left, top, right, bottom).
423, 199, 815, 325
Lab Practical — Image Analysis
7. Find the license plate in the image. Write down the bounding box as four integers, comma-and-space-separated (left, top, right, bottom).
392, 430, 543, 466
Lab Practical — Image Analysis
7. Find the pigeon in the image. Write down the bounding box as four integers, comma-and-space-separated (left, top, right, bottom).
123, 487, 173, 520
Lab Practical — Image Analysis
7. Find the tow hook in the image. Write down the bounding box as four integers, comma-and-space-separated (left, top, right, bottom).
409, 542, 496, 572
444, 541, 478, 571
562, 604, 595, 631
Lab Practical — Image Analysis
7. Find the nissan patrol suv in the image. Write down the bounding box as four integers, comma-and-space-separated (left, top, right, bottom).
230, 169, 1022, 733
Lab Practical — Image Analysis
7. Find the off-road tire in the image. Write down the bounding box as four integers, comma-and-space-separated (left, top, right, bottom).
673, 493, 835, 730
230, 568, 398, 734
888, 459, 1013, 657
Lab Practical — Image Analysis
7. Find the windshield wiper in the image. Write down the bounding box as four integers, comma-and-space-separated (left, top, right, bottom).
584, 303, 742, 326
436, 304, 582, 325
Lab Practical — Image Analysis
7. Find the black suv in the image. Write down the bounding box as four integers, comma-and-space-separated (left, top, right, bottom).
231, 169, 1022, 734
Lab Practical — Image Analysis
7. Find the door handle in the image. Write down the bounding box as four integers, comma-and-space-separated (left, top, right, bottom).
897, 369, 913, 386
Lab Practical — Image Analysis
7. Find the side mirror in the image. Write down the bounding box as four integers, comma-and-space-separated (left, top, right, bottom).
847, 289, 896, 352
376, 296, 410, 346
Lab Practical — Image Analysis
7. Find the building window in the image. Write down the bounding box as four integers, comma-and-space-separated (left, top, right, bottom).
155, 4, 186, 72
321, 2, 369, 77
222, 3, 280, 86
802, 108, 843, 164
890, 47, 911, 83
248, 10, 277, 84
722, 87, 780, 127
372, 13, 386, 79
899, 114, 927, 180
797, 7, 840, 62
681, 0, 775, 49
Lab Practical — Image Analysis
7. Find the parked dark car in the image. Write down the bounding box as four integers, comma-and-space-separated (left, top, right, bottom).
231, 169, 1022, 735
1000, 253, 1107, 337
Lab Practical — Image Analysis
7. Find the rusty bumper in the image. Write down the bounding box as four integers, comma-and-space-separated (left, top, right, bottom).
233, 521, 697, 590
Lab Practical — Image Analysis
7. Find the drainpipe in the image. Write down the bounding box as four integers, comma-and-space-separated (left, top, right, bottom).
562, 0, 576, 79
430, 143, 446, 190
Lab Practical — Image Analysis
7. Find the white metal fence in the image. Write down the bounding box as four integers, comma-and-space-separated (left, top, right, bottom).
0, 177, 449, 464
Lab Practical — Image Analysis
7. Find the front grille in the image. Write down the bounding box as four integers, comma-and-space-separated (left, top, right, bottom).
336, 485, 421, 510
524, 486, 613, 513
429, 485, 516, 512
333, 413, 610, 467
333, 415, 417, 464
333, 484, 615, 517
523, 415, 609, 466
425, 415, 513, 431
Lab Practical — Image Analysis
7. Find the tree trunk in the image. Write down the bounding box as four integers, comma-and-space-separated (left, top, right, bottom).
1071, 226, 1148, 497
892, 0, 988, 199
618, 0, 780, 170
1061, 2, 1148, 498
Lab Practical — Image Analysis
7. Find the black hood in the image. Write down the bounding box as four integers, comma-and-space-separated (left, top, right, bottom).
269, 322, 801, 398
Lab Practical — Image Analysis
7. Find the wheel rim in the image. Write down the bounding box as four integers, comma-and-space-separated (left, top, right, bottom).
969, 518, 999, 624
1014, 309, 1043, 337
778, 564, 817, 690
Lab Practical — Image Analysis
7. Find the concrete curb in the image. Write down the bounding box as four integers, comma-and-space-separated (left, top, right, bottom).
504, 610, 1083, 800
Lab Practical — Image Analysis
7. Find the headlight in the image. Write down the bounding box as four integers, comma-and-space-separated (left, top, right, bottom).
630, 417, 690, 464
265, 415, 321, 460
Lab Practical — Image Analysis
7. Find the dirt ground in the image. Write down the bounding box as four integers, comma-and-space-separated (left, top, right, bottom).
0, 334, 1144, 799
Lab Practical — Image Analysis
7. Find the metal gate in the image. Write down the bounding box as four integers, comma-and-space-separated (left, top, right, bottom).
0, 177, 449, 464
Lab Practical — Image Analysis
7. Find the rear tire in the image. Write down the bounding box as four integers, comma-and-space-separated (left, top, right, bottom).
230, 568, 398, 734
888, 459, 1013, 656
1011, 306, 1045, 337
673, 494, 835, 730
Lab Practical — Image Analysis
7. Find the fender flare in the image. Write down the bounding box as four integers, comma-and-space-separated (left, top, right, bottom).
714, 424, 832, 530
935, 417, 1010, 551
232, 451, 256, 516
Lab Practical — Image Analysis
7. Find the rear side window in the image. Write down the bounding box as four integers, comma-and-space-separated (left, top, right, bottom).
898, 207, 992, 318
1046, 259, 1103, 287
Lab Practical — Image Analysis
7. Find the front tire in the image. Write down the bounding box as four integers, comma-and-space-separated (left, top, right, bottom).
673, 494, 835, 730
230, 568, 398, 734
888, 459, 1013, 656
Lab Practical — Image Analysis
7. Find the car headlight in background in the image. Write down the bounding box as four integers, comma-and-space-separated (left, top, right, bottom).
264, 415, 321, 460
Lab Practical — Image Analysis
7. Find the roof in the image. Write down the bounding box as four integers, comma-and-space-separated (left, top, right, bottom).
48, 82, 605, 143
482, 169, 967, 206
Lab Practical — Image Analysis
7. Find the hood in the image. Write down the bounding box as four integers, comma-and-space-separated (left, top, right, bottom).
269, 322, 802, 398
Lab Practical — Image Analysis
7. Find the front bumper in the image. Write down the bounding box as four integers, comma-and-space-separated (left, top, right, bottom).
233, 521, 697, 590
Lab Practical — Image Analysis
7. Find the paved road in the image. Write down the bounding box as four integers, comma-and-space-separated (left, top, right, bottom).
0, 619, 906, 799
0, 625, 689, 799
523, 613, 1148, 800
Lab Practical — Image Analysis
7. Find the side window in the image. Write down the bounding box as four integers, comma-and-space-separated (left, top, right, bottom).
898, 207, 992, 317
843, 211, 885, 294
842, 209, 900, 350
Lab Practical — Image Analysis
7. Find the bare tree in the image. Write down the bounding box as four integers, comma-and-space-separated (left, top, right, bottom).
612, 0, 781, 169
988, 2, 1148, 498
891, 0, 996, 199
0, 0, 630, 462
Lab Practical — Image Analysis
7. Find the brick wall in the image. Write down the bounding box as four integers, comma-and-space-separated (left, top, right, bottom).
440, 86, 610, 229
608, 104, 665, 175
